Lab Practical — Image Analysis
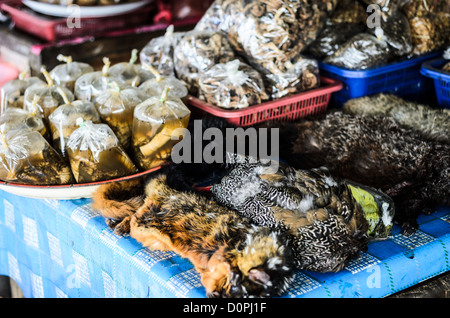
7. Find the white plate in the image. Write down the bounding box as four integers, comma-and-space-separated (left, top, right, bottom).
0, 165, 163, 200
22, 0, 152, 18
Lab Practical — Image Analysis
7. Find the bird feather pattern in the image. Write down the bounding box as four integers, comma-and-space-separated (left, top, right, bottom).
211, 162, 371, 273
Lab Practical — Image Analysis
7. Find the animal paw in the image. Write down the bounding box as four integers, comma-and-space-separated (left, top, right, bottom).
401, 223, 418, 236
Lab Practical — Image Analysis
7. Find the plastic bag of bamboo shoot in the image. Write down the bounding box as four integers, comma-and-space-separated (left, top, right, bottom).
173, 31, 235, 95
198, 59, 268, 109
132, 88, 190, 170
49, 54, 94, 92
66, 120, 137, 183
139, 65, 188, 99
264, 56, 320, 99
0, 129, 73, 185
108, 49, 155, 87
48, 88, 101, 158
323, 33, 394, 70
74, 57, 125, 101
139, 25, 185, 77
93, 82, 145, 150
23, 66, 75, 120
0, 106, 49, 141
0, 71, 45, 113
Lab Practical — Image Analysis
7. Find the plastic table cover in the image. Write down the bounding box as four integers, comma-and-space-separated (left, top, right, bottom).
0, 189, 449, 298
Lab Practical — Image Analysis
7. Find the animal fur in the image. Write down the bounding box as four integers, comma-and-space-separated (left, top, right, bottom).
270, 112, 450, 235
343, 93, 450, 144
211, 162, 370, 272
92, 173, 295, 298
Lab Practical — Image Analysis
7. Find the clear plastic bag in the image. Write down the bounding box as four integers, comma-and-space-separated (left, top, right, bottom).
196, 0, 337, 77
132, 88, 190, 170
66, 120, 137, 183
368, 11, 412, 57
0, 129, 73, 185
308, 23, 367, 59
139, 25, 185, 77
48, 96, 101, 158
23, 67, 75, 120
1, 71, 45, 113
198, 59, 268, 109
49, 55, 94, 92
173, 31, 235, 95
407, 12, 450, 56
139, 65, 188, 99
308, 0, 367, 59
93, 82, 145, 150
74, 57, 125, 101
323, 33, 393, 70
264, 56, 320, 99
108, 49, 155, 87
329, 0, 367, 24
0, 107, 48, 140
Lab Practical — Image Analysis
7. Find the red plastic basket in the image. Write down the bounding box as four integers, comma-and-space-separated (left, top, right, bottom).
187, 76, 343, 126
0, 2, 156, 42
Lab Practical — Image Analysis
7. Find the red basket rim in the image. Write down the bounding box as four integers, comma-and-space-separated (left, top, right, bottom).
187, 76, 343, 118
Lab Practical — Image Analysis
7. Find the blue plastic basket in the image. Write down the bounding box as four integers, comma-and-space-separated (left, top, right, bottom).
421, 58, 450, 109
319, 52, 441, 107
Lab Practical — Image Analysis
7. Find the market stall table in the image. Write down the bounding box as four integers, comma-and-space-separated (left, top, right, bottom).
0, 189, 449, 298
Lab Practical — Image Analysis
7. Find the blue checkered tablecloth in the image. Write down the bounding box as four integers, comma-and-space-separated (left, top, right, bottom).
0, 189, 449, 298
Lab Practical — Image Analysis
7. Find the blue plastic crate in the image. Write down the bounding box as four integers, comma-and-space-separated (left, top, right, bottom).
319, 52, 441, 107
421, 58, 450, 109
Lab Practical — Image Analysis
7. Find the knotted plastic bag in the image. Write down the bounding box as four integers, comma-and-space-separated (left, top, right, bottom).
132, 88, 190, 170
66, 120, 137, 183
0, 71, 45, 113
93, 82, 145, 150
139, 65, 188, 99
196, 0, 337, 78
324, 33, 393, 69
74, 57, 125, 101
108, 49, 155, 87
48, 88, 101, 158
23, 66, 75, 120
0, 129, 73, 185
49, 54, 94, 92
368, 10, 412, 57
308, 0, 367, 59
0, 105, 49, 140
198, 59, 268, 109
264, 56, 320, 99
173, 31, 235, 95
308, 23, 367, 59
139, 25, 185, 77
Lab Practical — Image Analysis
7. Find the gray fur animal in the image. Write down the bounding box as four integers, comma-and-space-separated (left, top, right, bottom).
343, 94, 450, 144
272, 112, 450, 235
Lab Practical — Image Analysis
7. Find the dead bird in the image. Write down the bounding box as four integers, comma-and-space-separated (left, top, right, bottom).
92, 173, 295, 298
270, 112, 450, 235
211, 161, 387, 273
343, 93, 450, 144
